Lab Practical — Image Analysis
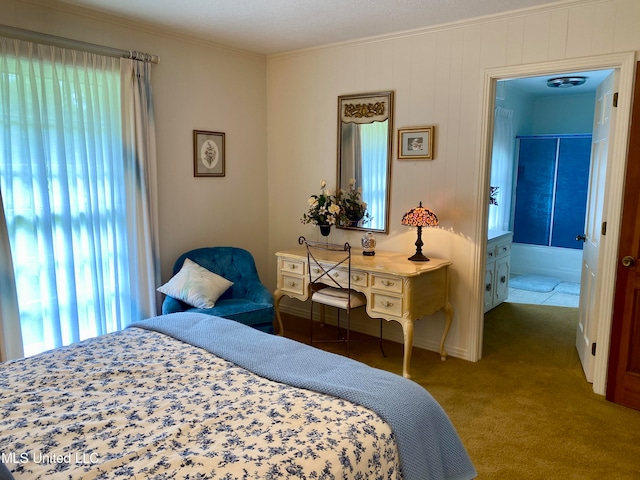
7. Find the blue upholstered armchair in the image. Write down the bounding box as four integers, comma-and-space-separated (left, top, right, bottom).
161, 247, 275, 334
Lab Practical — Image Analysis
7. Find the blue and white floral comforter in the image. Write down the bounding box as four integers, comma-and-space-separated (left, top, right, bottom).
0, 323, 400, 479
0, 313, 476, 480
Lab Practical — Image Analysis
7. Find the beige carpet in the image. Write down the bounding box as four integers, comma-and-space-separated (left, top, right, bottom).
282, 303, 640, 479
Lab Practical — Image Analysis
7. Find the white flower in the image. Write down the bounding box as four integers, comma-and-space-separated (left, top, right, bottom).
328, 204, 341, 215
320, 180, 327, 188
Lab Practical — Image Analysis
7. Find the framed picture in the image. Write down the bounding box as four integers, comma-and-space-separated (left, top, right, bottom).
193, 130, 225, 177
397, 126, 434, 160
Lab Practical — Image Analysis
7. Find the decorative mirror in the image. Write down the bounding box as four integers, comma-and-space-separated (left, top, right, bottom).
337, 91, 394, 233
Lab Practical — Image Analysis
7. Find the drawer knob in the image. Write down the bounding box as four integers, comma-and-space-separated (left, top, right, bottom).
382, 280, 395, 287
500, 276, 507, 283
287, 281, 297, 287
381, 301, 394, 308
353, 275, 362, 281
289, 263, 298, 270
486, 283, 492, 292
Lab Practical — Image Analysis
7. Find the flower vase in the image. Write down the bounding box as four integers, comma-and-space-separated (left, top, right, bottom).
319, 225, 332, 237
348, 214, 363, 227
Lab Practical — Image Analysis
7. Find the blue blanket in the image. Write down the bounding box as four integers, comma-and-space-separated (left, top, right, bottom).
130, 313, 476, 480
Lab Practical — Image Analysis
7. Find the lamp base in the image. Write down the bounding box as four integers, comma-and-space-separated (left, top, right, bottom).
408, 252, 430, 262
407, 226, 431, 261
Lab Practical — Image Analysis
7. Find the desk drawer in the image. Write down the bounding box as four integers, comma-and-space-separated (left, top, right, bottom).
372, 274, 403, 294
281, 258, 305, 275
349, 271, 368, 288
310, 265, 368, 288
280, 273, 305, 295
371, 292, 403, 317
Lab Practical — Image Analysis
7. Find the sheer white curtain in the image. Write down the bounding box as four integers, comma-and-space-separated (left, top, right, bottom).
0, 38, 159, 357
120, 58, 161, 320
360, 121, 388, 231
488, 107, 515, 231
341, 123, 363, 186
0, 193, 22, 361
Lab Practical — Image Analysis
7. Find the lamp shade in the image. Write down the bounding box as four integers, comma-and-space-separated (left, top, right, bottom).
401, 202, 438, 227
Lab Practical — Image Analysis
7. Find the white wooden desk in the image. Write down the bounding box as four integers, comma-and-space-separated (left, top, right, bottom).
274, 247, 452, 378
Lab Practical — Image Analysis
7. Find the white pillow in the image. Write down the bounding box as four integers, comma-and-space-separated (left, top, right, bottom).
157, 258, 234, 309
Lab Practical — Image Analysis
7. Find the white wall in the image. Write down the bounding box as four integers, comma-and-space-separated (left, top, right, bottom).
266, 0, 640, 359
531, 93, 596, 134
1, 0, 270, 285
499, 83, 535, 135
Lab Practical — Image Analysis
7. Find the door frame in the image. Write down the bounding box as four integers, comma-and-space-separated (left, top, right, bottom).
473, 52, 637, 395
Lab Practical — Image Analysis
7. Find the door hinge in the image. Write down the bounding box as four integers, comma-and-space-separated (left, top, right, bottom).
613, 92, 618, 107
602, 221, 607, 236
592, 342, 597, 356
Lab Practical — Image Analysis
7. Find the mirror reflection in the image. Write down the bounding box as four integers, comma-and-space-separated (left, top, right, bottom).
337, 91, 393, 233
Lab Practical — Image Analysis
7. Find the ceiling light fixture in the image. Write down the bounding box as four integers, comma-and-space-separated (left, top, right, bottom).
546, 76, 587, 88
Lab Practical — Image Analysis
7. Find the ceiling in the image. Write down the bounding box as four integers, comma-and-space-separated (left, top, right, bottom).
505, 69, 614, 96
56, 0, 563, 55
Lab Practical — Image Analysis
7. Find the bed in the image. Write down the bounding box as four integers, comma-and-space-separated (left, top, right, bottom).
0, 312, 476, 479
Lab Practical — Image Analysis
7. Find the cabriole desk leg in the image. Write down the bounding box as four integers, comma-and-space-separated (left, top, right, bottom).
401, 321, 414, 379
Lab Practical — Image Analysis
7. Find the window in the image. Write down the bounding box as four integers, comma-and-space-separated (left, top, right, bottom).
0, 41, 149, 356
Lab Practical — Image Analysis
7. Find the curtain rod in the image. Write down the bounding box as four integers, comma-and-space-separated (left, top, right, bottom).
0, 24, 160, 64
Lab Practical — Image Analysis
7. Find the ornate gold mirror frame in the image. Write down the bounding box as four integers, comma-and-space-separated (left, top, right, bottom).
337, 91, 394, 233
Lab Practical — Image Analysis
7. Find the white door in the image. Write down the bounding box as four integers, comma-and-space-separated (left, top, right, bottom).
576, 71, 617, 382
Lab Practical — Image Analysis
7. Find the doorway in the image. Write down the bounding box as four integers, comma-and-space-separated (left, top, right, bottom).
474, 52, 637, 396
489, 70, 612, 310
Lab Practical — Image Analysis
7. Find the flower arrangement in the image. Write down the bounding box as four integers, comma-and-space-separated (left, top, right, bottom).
336, 178, 370, 226
301, 180, 342, 226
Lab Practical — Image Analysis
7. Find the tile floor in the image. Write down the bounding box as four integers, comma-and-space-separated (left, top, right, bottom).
506, 277, 580, 308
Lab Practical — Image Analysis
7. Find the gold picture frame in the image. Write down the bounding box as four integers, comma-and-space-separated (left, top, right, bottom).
193, 130, 225, 177
397, 126, 434, 160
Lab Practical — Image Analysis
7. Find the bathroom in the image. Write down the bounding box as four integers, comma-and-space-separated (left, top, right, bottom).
489, 70, 613, 308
